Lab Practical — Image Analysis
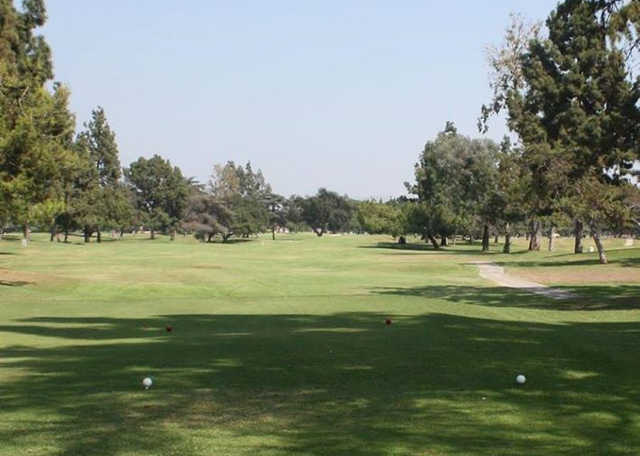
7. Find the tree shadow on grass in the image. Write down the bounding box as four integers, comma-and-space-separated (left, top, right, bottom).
372, 284, 640, 311
0, 235, 22, 242
363, 242, 640, 269
1, 312, 640, 455
360, 242, 530, 256
494, 254, 640, 268
196, 238, 255, 245
0, 280, 31, 287
222, 238, 254, 244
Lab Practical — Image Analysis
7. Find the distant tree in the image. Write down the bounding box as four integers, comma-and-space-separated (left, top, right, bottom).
298, 188, 353, 236
70, 107, 132, 242
284, 196, 307, 232
183, 191, 233, 242
408, 122, 499, 250
357, 200, 403, 236
466, 139, 500, 251
265, 193, 288, 240
488, 137, 529, 253
125, 155, 189, 239
402, 201, 441, 249
208, 161, 271, 241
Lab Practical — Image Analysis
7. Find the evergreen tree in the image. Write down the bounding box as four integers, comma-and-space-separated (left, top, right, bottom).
0, 0, 77, 242
71, 107, 131, 242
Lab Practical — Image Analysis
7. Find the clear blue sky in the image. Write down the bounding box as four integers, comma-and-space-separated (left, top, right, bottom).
40, 0, 559, 199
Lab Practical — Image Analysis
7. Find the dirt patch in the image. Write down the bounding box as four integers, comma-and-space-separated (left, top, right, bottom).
0, 268, 60, 287
0, 269, 35, 287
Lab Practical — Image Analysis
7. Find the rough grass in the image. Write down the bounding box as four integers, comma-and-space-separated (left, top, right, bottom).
1, 233, 639, 455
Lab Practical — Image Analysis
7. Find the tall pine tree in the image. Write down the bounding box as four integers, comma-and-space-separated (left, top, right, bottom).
506, 0, 640, 263
71, 107, 131, 242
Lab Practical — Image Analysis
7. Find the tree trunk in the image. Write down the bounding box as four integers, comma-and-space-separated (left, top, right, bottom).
591, 227, 607, 264
120, 228, 125, 238
170, 229, 176, 241
272, 227, 276, 241
482, 224, 490, 251
84, 226, 91, 243
64, 230, 69, 243
503, 223, 511, 253
494, 233, 499, 244
528, 220, 541, 251
23, 224, 30, 244
427, 233, 440, 249
440, 236, 447, 247
574, 220, 584, 254
50, 225, 56, 242
150, 229, 155, 240
548, 225, 555, 252
207, 233, 214, 242
97, 229, 101, 243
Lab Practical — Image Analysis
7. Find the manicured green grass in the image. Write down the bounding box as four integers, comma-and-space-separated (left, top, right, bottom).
1, 233, 639, 455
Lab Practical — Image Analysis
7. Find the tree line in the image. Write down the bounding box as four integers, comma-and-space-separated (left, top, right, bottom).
357, 1, 640, 265
1, 0, 639, 263
398, 0, 640, 264
0, 0, 363, 243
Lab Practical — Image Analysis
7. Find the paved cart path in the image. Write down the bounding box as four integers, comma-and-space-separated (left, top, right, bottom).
471, 261, 576, 300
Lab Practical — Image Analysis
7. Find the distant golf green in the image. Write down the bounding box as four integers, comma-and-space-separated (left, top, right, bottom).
1, 234, 639, 455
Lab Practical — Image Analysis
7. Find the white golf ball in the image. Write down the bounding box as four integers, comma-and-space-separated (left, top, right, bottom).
142, 377, 153, 389
589, 246, 595, 253
516, 374, 526, 384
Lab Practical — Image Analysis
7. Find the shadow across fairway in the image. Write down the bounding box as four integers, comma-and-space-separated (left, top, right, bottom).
372, 284, 640, 311
192, 238, 255, 245
1, 312, 640, 455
